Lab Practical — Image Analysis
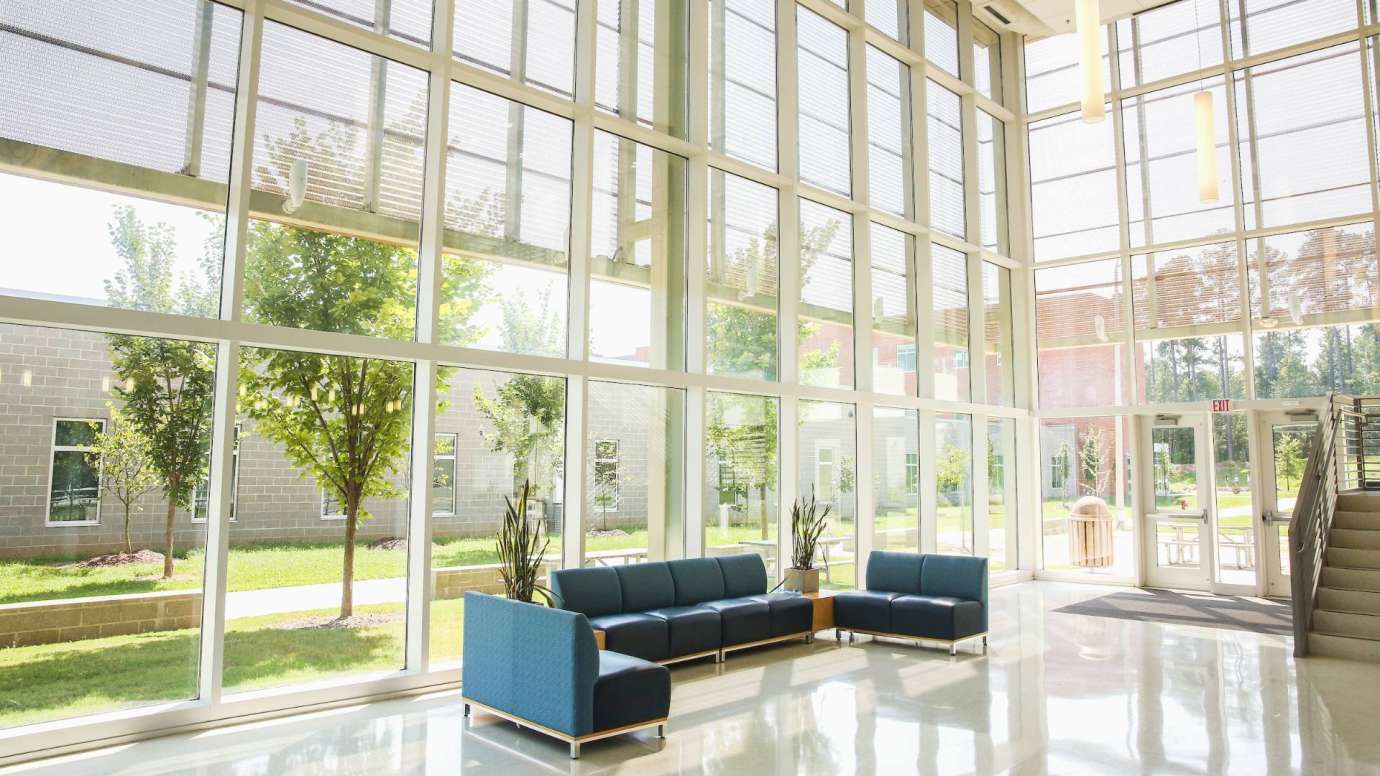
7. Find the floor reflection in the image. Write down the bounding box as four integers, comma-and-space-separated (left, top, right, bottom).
11, 582, 1380, 775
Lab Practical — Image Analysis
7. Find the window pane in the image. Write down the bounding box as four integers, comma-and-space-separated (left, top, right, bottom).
454, 0, 575, 98
0, 323, 214, 728
1036, 259, 1128, 408
590, 131, 688, 369
1029, 109, 1118, 260
1253, 323, 1380, 398
983, 262, 1015, 406
1140, 335, 1246, 401
871, 224, 918, 396
799, 401, 857, 590
1123, 79, 1234, 247
1116, 0, 1224, 88
707, 169, 779, 381
595, 0, 689, 137
442, 82, 573, 356
973, 19, 1001, 101
866, 0, 908, 42
988, 418, 1017, 571
1213, 412, 1255, 585
977, 111, 1008, 254
925, 0, 959, 77
586, 382, 685, 564
1040, 417, 1135, 577
1133, 241, 1241, 331
224, 348, 413, 693
429, 368, 566, 667
928, 81, 965, 239
800, 199, 854, 389
1024, 29, 1110, 114
244, 22, 428, 340
935, 412, 972, 556
291, 0, 431, 46
932, 244, 970, 401
1229, 0, 1357, 58
706, 392, 779, 576
1248, 222, 1379, 323
710, 0, 777, 170
797, 6, 851, 197
1235, 44, 1369, 230
0, 0, 240, 315
873, 407, 919, 552
432, 433, 457, 516
867, 46, 912, 218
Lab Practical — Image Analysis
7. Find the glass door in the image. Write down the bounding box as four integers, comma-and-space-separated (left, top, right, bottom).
1145, 415, 1212, 589
1258, 410, 1319, 597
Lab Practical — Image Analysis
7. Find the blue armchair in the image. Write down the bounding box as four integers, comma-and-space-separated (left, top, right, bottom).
461, 592, 671, 759
833, 551, 989, 655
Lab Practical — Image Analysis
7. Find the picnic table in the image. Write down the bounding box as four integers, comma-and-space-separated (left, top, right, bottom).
737, 535, 855, 582
584, 547, 650, 567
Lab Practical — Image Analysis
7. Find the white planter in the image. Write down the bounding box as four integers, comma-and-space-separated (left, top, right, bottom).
784, 567, 819, 593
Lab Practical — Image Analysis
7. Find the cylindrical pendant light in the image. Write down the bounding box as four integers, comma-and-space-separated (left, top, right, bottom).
1194, 90, 1218, 203
1076, 0, 1104, 123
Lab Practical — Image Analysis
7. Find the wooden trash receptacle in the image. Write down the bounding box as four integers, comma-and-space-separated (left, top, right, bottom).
1067, 496, 1114, 568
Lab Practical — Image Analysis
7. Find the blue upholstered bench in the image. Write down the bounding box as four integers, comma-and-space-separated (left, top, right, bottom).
461, 592, 671, 759
833, 551, 989, 656
549, 554, 815, 664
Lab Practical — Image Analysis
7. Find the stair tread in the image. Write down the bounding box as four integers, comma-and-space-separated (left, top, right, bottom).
1313, 630, 1380, 642
1315, 607, 1380, 618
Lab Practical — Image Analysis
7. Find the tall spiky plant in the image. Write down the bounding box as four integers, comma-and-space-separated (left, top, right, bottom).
790, 489, 832, 571
497, 480, 554, 605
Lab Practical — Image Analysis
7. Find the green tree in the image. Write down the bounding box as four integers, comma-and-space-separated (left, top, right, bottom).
1274, 434, 1306, 492
88, 404, 160, 555
104, 206, 219, 578
1078, 426, 1107, 498
936, 444, 970, 505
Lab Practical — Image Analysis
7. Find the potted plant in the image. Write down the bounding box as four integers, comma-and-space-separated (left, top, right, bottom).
785, 490, 831, 593
497, 480, 555, 605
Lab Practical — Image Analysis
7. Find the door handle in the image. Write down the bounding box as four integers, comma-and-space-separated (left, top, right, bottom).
1199, 510, 1209, 524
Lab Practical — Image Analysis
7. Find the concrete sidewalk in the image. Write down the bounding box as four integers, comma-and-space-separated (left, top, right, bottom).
224, 576, 408, 620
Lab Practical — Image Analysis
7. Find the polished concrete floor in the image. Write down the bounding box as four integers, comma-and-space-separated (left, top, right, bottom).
11, 582, 1380, 775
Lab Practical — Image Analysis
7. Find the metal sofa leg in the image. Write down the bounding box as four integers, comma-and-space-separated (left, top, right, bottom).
982, 635, 988, 654
715, 650, 724, 664
848, 631, 855, 644
835, 629, 842, 643
463, 703, 470, 717
657, 724, 665, 739
949, 643, 957, 657
806, 633, 814, 645
570, 742, 580, 760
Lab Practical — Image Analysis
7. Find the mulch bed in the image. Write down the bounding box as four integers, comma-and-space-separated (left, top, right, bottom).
272, 612, 403, 631
73, 549, 164, 568
367, 538, 407, 551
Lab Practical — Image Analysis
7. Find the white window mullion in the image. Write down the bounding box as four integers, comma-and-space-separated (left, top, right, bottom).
919, 408, 937, 553
778, 0, 801, 390
972, 411, 990, 558
855, 395, 876, 583
778, 394, 799, 581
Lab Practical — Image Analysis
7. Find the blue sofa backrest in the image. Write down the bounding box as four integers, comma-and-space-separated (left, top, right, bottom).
919, 554, 989, 627
716, 553, 768, 598
549, 566, 623, 618
462, 592, 600, 737
667, 558, 726, 606
615, 562, 676, 611
865, 550, 924, 595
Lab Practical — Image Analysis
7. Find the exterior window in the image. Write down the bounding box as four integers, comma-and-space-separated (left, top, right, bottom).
896, 343, 918, 372
593, 439, 621, 511
194, 424, 241, 522
321, 489, 345, 520
433, 432, 457, 516
49, 419, 104, 524
905, 452, 920, 494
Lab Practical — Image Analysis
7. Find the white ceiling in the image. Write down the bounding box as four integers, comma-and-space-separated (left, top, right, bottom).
976, 0, 1165, 39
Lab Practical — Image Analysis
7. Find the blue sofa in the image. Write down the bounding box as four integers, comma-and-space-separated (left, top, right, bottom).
549, 554, 815, 664
833, 551, 989, 655
461, 592, 671, 759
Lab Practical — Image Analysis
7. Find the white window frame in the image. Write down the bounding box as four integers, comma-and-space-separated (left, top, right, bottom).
432, 431, 458, 517
46, 417, 105, 527
320, 489, 346, 521
194, 423, 241, 523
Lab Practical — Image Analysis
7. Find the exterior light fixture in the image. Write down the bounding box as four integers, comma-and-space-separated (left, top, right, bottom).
1195, 91, 1218, 203
1076, 0, 1104, 123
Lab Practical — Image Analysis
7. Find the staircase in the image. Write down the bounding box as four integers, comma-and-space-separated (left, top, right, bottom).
1310, 492, 1380, 660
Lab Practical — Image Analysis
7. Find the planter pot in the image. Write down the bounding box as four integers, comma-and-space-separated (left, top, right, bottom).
784, 567, 820, 593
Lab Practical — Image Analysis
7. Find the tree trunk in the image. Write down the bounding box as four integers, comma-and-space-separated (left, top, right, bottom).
124, 504, 133, 555
163, 475, 178, 578
341, 496, 358, 620
759, 484, 769, 540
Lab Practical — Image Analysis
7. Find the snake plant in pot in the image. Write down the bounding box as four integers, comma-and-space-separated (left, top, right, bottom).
497, 480, 554, 605
785, 490, 831, 593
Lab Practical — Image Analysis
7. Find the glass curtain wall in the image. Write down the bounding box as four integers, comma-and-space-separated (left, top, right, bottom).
1025, 0, 1379, 577
0, 0, 1024, 751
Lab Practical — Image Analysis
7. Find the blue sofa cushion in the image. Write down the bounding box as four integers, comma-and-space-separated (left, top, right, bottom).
749, 592, 814, 637
667, 558, 726, 606
645, 605, 722, 656
715, 554, 769, 598
919, 555, 989, 630
615, 562, 677, 613
550, 567, 623, 618
700, 596, 771, 646
589, 612, 670, 662
866, 551, 924, 595
890, 595, 984, 640
833, 590, 899, 632
592, 651, 671, 732
461, 593, 599, 736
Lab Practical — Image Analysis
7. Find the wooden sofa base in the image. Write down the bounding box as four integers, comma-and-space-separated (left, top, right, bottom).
721, 630, 814, 659
659, 648, 723, 666
462, 697, 667, 759
836, 628, 989, 656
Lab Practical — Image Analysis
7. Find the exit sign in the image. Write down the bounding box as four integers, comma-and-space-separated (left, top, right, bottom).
1211, 399, 1231, 412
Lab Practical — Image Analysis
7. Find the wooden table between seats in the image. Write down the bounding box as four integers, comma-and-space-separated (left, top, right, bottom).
803, 590, 837, 632
593, 629, 606, 650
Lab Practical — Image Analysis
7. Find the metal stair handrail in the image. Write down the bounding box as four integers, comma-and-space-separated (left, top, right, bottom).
1289, 393, 1362, 657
